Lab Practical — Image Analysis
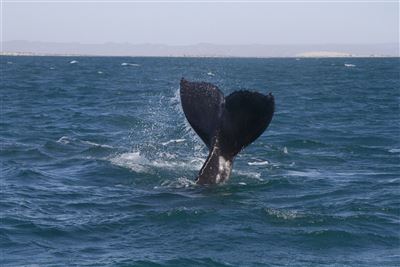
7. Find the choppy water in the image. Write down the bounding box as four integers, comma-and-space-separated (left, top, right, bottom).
1, 56, 399, 266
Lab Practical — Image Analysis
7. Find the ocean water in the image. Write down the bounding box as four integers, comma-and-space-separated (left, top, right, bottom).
1, 56, 399, 266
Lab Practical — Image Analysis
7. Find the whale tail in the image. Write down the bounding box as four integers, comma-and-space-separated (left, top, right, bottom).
180, 78, 275, 184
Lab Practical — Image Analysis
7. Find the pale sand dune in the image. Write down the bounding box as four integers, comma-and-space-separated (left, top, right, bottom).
296, 51, 354, 57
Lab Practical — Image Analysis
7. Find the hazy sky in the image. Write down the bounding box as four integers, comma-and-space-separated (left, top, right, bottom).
3, 1, 399, 45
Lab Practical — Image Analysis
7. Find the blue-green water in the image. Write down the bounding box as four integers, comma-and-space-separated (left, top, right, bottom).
1, 56, 399, 266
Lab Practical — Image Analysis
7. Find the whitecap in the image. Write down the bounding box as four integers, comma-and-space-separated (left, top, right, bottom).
97, 71, 103, 74
207, 72, 215, 76
57, 136, 71, 144
69, 60, 78, 64
265, 208, 301, 220
56, 136, 113, 148
158, 177, 196, 189
287, 170, 321, 178
389, 148, 400, 153
81, 140, 113, 149
283, 147, 288, 154
233, 170, 262, 180
344, 63, 356, 67
110, 151, 204, 173
121, 62, 140, 67
161, 139, 186, 146
247, 160, 269, 166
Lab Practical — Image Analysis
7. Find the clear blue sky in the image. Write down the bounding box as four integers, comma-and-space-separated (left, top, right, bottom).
3, 1, 399, 45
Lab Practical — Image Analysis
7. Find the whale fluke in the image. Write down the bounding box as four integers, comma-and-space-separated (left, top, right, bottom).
180, 78, 275, 185
180, 79, 224, 149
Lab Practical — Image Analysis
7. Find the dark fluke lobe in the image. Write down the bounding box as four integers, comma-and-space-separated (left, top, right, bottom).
180, 78, 275, 185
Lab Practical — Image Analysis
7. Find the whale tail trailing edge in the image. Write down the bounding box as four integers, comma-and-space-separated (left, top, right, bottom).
180, 78, 275, 184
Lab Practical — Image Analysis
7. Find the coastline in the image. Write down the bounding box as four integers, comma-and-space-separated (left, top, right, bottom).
1, 51, 397, 59
3, 41, 398, 58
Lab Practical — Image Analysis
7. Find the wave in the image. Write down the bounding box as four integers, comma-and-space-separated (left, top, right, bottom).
283, 146, 288, 154
121, 62, 140, 67
264, 208, 302, 220
130, 258, 233, 267
81, 140, 113, 149
286, 169, 321, 178
16, 168, 51, 180
296, 229, 397, 247
157, 177, 197, 189
56, 136, 71, 144
233, 170, 262, 180
110, 151, 150, 173
110, 151, 204, 174
110, 149, 264, 184
56, 136, 113, 149
247, 160, 269, 166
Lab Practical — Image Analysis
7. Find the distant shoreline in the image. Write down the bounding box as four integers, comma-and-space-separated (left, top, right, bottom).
3, 41, 398, 58
1, 51, 397, 59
